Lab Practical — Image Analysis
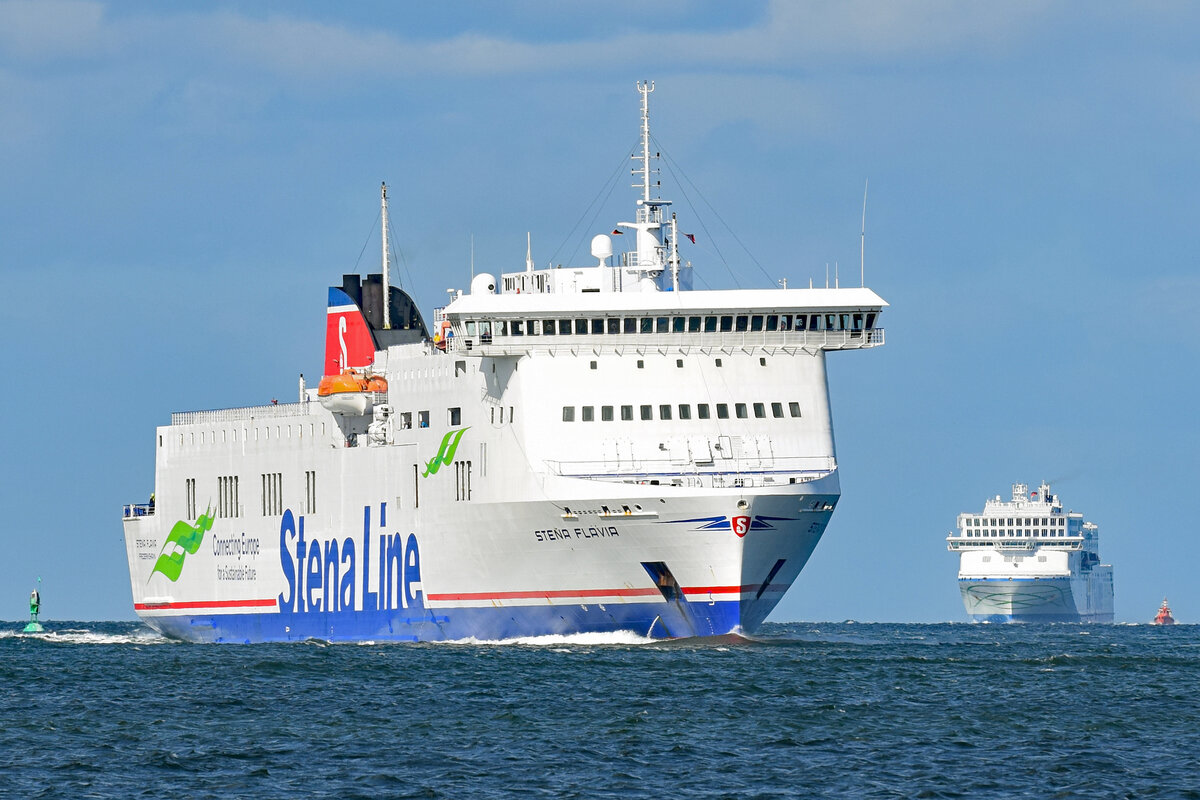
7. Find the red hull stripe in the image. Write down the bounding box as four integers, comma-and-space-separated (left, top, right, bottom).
135, 598, 278, 611
427, 587, 662, 602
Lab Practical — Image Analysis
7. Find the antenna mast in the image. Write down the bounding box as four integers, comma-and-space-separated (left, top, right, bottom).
381, 182, 391, 330
860, 178, 868, 287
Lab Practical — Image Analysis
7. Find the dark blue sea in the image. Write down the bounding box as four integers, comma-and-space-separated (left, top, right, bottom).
2, 622, 1198, 799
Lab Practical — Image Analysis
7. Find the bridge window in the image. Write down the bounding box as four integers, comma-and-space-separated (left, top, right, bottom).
866, 313, 876, 329
591, 319, 604, 334
466, 321, 477, 336
852, 313, 863, 331
528, 320, 540, 335
765, 315, 778, 331
780, 315, 793, 331
623, 318, 636, 334
826, 314, 837, 330
735, 315, 748, 332
542, 319, 556, 335
640, 317, 653, 334
672, 317, 685, 333
657, 317, 669, 333
720, 316, 734, 332
751, 315, 763, 331
704, 316, 718, 332
574, 319, 587, 335
688, 316, 701, 332
562, 406, 575, 422
604, 318, 618, 334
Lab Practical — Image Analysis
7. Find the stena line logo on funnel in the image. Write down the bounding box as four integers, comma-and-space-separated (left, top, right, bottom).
277, 503, 423, 614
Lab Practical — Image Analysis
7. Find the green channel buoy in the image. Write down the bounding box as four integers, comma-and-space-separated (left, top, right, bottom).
22, 577, 43, 633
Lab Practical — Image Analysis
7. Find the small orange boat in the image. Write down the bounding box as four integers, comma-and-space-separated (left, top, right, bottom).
1153, 598, 1175, 626
317, 369, 387, 415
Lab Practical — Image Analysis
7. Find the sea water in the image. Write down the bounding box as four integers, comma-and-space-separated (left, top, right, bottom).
2, 622, 1197, 798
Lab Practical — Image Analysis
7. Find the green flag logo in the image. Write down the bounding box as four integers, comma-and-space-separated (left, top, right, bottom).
150, 509, 214, 582
423, 427, 469, 477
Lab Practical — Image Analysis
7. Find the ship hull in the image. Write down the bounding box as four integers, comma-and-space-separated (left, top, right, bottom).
959, 572, 1114, 623
125, 478, 837, 643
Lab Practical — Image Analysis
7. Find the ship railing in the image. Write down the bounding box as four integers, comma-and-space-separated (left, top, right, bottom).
543, 455, 835, 483
171, 402, 307, 426
123, 503, 155, 519
448, 328, 884, 356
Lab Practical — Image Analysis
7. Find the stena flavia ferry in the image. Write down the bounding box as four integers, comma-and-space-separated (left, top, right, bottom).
121, 82, 888, 643
947, 482, 1114, 623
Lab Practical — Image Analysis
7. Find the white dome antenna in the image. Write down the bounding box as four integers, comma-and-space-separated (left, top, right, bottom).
591, 234, 613, 266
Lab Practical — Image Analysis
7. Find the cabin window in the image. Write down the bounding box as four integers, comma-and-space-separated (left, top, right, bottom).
720, 316, 733, 332
750, 315, 763, 331
581, 406, 594, 422
780, 315, 793, 331
602, 406, 614, 422
466, 321, 477, 336
753, 402, 766, 419
623, 318, 636, 334
771, 402, 784, 418
697, 404, 711, 420
704, 316, 718, 333
590, 361, 597, 370
449, 407, 462, 426
607, 318, 620, 335
766, 315, 778, 331
640, 317, 653, 334
735, 403, 748, 419
621, 405, 634, 421
672, 317, 685, 333
640, 405, 653, 421
418, 411, 429, 428
688, 316, 701, 332
678, 404, 692, 420
788, 402, 801, 417
715, 358, 722, 367
659, 405, 672, 420
591, 319, 604, 335
760, 357, 767, 367
676, 359, 683, 368
716, 404, 730, 419
656, 317, 669, 333
575, 319, 587, 335
637, 360, 644, 369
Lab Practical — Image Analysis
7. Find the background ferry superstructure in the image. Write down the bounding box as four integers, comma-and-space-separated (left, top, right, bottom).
121, 82, 888, 643
947, 482, 1114, 623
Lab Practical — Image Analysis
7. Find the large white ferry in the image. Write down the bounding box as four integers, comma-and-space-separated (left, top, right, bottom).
947, 482, 1114, 622
122, 83, 887, 642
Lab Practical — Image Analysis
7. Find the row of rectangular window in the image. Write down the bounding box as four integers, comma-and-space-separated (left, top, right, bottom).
465, 312, 877, 338
962, 530, 1074, 537
965, 517, 1067, 527
563, 401, 802, 422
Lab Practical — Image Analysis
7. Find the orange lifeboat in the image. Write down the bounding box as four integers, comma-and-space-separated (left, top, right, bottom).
317, 369, 373, 415
1153, 599, 1176, 626
365, 375, 388, 394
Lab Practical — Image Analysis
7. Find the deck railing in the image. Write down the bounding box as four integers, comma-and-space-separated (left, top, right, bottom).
171, 402, 307, 426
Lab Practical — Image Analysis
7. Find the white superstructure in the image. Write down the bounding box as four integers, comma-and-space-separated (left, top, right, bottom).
947, 482, 1114, 622
121, 83, 887, 642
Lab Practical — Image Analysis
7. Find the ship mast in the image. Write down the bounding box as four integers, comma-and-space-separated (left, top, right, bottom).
618, 81, 670, 274
381, 182, 391, 330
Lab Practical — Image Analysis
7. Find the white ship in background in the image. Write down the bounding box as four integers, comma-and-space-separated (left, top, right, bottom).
947, 482, 1114, 622
121, 82, 888, 642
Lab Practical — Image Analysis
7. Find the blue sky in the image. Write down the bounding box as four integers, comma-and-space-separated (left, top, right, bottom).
2, 1, 1198, 623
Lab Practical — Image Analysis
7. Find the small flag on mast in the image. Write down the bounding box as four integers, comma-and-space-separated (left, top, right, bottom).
684, 233, 695, 244
611, 229, 623, 235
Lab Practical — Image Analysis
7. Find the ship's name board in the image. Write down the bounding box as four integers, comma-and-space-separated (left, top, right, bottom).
534, 526, 620, 543
277, 505, 422, 614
